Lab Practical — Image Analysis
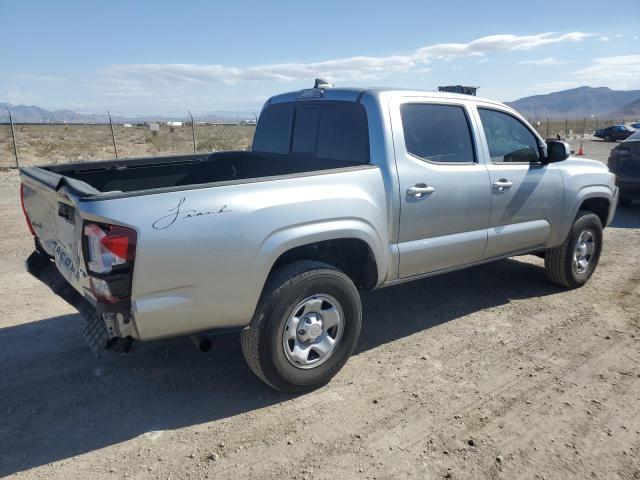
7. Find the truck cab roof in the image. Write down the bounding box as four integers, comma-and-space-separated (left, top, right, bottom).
267, 86, 507, 110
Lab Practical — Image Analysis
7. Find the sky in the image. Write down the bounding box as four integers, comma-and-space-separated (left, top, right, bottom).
1, 0, 639, 116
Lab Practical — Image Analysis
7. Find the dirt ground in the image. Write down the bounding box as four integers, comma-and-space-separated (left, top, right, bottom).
1, 139, 639, 479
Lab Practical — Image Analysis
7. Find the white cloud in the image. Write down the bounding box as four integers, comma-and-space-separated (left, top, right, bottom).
572, 54, 640, 89
99, 31, 590, 87
598, 36, 610, 42
477, 58, 490, 64
517, 57, 568, 66
11, 74, 66, 82
2, 89, 41, 104
100, 55, 416, 87
414, 32, 589, 60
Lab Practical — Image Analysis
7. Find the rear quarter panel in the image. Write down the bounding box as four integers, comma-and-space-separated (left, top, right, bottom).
78, 167, 389, 340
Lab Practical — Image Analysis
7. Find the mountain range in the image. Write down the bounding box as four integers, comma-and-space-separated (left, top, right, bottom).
2, 86, 640, 123
0, 103, 253, 124
0, 102, 107, 123
506, 86, 640, 118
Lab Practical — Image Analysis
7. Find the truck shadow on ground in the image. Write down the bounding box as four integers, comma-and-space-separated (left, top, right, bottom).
610, 204, 640, 228
0, 256, 563, 476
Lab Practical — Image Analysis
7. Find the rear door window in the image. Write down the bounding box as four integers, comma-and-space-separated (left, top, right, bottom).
400, 103, 476, 163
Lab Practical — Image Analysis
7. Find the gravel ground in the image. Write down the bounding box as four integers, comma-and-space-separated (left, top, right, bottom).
1, 140, 639, 479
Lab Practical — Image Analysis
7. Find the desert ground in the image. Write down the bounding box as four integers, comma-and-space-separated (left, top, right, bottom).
0, 138, 639, 479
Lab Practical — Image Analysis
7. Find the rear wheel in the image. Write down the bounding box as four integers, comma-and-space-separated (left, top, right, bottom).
241, 260, 362, 392
604, 135, 612, 142
544, 210, 603, 288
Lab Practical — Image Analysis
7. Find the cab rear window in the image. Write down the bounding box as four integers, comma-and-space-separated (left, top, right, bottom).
252, 104, 294, 155
253, 102, 369, 163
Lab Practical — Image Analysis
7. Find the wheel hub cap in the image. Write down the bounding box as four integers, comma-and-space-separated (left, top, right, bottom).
572, 229, 595, 274
297, 313, 323, 343
282, 294, 344, 369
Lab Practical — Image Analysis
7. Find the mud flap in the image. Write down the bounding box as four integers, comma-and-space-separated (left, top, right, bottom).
79, 301, 110, 356
26, 250, 110, 356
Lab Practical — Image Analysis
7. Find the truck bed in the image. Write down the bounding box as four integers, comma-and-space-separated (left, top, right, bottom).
27, 151, 363, 196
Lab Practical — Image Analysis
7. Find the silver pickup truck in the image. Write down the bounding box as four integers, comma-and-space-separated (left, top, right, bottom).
20, 84, 618, 391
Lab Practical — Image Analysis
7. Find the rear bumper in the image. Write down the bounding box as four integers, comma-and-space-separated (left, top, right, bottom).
616, 176, 640, 199
26, 249, 136, 355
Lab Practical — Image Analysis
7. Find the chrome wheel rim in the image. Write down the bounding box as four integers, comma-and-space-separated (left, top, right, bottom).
282, 294, 344, 369
572, 229, 596, 274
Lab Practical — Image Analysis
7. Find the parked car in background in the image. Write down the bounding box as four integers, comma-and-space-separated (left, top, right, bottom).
595, 125, 636, 142
630, 122, 640, 130
609, 130, 640, 207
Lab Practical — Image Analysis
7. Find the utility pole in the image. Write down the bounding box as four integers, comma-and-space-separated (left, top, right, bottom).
107, 110, 118, 159
188, 111, 196, 153
546, 117, 549, 139
6, 107, 19, 168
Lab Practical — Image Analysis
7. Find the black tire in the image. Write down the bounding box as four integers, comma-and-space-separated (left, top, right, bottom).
544, 210, 603, 288
619, 197, 632, 207
241, 260, 362, 392
604, 136, 612, 142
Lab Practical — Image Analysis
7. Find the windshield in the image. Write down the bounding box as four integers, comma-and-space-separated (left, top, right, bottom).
626, 130, 640, 141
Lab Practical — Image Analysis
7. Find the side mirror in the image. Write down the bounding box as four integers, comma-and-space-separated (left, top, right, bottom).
545, 140, 571, 163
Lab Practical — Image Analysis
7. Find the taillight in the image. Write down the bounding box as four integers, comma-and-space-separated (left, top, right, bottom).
84, 223, 136, 273
20, 183, 36, 236
83, 222, 136, 303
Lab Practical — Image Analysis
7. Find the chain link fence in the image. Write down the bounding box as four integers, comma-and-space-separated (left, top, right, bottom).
0, 111, 257, 168
527, 117, 635, 140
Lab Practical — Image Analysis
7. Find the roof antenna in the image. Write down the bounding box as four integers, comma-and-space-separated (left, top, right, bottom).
314, 78, 334, 89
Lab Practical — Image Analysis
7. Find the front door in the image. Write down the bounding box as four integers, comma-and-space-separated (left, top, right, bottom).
392, 100, 492, 278
474, 106, 563, 258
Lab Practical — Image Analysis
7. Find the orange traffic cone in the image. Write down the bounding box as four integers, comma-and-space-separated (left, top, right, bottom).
577, 143, 584, 156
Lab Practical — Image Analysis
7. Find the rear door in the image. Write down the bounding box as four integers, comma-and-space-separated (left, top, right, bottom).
474, 106, 563, 258
391, 97, 491, 278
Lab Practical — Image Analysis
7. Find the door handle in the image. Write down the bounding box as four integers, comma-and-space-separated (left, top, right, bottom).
493, 179, 514, 191
407, 183, 436, 197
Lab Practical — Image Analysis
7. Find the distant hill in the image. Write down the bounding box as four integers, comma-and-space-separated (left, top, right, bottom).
0, 102, 107, 123
507, 86, 640, 118
611, 98, 640, 118
0, 102, 254, 124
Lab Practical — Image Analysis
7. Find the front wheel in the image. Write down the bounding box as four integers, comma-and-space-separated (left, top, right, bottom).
544, 210, 603, 288
241, 260, 362, 392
